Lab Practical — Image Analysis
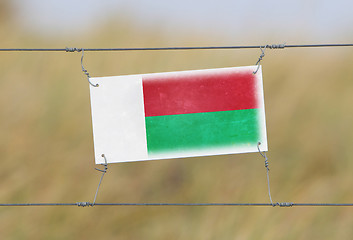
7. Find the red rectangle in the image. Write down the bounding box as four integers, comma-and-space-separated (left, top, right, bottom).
143, 68, 258, 117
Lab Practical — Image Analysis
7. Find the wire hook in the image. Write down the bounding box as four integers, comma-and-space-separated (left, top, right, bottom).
92, 154, 108, 205
257, 142, 274, 206
257, 142, 268, 163
253, 45, 267, 74
81, 49, 99, 87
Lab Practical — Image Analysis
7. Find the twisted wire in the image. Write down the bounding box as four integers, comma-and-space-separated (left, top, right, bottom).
1, 43, 353, 52
80, 49, 98, 87
257, 142, 274, 205
1, 202, 353, 207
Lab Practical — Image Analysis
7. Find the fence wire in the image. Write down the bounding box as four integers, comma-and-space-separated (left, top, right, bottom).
1, 42, 353, 207
1, 202, 353, 207
0, 43, 352, 52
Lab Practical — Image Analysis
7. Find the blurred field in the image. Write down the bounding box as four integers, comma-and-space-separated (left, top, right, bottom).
1, 5, 353, 240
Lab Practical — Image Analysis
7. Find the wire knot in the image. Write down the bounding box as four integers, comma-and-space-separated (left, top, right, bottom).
264, 159, 269, 169
267, 43, 286, 49
76, 202, 93, 207
95, 154, 108, 173
253, 46, 267, 74
257, 142, 270, 171
65, 47, 82, 52
274, 202, 294, 207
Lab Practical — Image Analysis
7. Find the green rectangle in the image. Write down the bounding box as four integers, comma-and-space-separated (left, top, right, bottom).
145, 109, 259, 154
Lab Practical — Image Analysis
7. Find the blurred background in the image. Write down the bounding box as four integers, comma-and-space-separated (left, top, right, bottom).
1, 0, 353, 239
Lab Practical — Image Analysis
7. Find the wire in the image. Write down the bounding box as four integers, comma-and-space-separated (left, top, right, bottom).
0, 203, 77, 206
1, 202, 353, 207
0, 43, 353, 52
92, 154, 108, 205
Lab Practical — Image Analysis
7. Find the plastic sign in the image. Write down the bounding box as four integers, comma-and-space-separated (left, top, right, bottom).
89, 66, 267, 164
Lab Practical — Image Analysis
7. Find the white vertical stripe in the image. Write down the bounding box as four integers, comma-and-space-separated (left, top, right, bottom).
89, 76, 148, 164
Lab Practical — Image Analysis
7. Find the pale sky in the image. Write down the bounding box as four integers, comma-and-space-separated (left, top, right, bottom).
11, 0, 353, 42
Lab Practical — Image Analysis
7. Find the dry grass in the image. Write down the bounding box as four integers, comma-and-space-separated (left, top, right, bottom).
1, 15, 353, 240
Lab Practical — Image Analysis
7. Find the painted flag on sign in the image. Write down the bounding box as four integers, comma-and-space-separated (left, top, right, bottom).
90, 66, 267, 164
